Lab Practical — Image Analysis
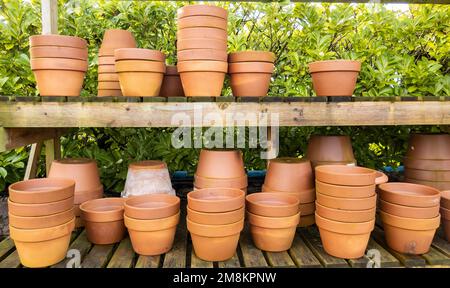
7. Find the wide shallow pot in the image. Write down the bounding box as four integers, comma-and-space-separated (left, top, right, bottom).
187, 188, 245, 213
315, 202, 375, 223
264, 157, 314, 192
248, 212, 300, 252
30, 35, 87, 48
378, 182, 441, 208
124, 212, 179, 255
261, 185, 316, 204
9, 178, 75, 204
177, 49, 228, 62
315, 213, 374, 259
178, 60, 227, 96
178, 27, 227, 40
405, 134, 450, 160
99, 29, 136, 56
124, 194, 180, 219
194, 174, 247, 190
187, 206, 244, 225
8, 196, 74, 217
379, 199, 439, 219
404, 168, 450, 182
30, 46, 88, 60
315, 165, 387, 186
316, 192, 377, 211
178, 15, 228, 30
315, 180, 375, 199
159, 66, 185, 97
403, 157, 450, 171
9, 207, 74, 229
196, 149, 245, 179
187, 218, 243, 261
404, 178, 450, 191
380, 211, 440, 254
10, 218, 75, 267
441, 191, 450, 210
178, 5, 227, 20
306, 135, 355, 164
309, 60, 361, 97
228, 51, 276, 63
246, 193, 299, 217
177, 38, 227, 51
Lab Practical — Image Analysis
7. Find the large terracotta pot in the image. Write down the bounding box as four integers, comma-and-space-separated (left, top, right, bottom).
261, 185, 316, 204
194, 174, 247, 190
229, 61, 274, 97
264, 158, 314, 192
245, 192, 299, 217
315, 180, 375, 198
306, 135, 356, 165
404, 178, 450, 191
99, 29, 136, 56
116, 60, 165, 97
378, 182, 441, 208
379, 199, 439, 219
315, 202, 375, 223
177, 38, 227, 51
177, 49, 228, 62
30, 46, 88, 60
178, 5, 227, 20
159, 66, 185, 97
178, 60, 227, 96
405, 134, 450, 160
441, 206, 450, 241
178, 15, 228, 30
30, 35, 87, 48
315, 165, 388, 186
380, 211, 440, 254
8, 196, 74, 217
196, 149, 246, 179
403, 158, 450, 171
8, 178, 75, 204
187, 188, 245, 213
187, 206, 244, 225
404, 168, 450, 182
124, 194, 180, 220
308, 60, 361, 97
316, 192, 377, 211
9, 207, 74, 229
178, 27, 227, 40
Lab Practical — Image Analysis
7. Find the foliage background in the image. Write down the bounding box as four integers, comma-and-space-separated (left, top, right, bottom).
0, 0, 448, 193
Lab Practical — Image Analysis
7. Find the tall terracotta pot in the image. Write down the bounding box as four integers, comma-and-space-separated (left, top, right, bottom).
159, 66, 185, 97
178, 60, 227, 96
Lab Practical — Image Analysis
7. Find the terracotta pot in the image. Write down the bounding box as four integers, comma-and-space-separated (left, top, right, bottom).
246, 192, 299, 217
403, 157, 450, 171
299, 202, 316, 215
99, 29, 136, 56
98, 64, 116, 74
31, 58, 88, 71
315, 180, 375, 199
8, 178, 75, 204
114, 48, 166, 62
8, 196, 74, 217
178, 27, 227, 41
98, 81, 121, 90
196, 149, 245, 179
312, 161, 357, 169
98, 73, 119, 82
178, 60, 227, 97
378, 182, 441, 208
404, 178, 450, 191
124, 194, 180, 220
315, 202, 375, 223
177, 49, 228, 62
441, 207, 450, 241
306, 135, 356, 163
116, 67, 165, 97
315, 213, 374, 259
124, 212, 179, 255
115, 60, 165, 72
228, 51, 276, 63
178, 15, 227, 30
309, 60, 361, 97
74, 204, 81, 217
98, 56, 115, 65
194, 174, 247, 189
315, 165, 387, 186
247, 212, 300, 252
129, 160, 167, 170
261, 185, 316, 204
33, 70, 85, 96
187, 206, 244, 225
187, 188, 245, 213
74, 186, 104, 205
30, 35, 87, 48
178, 5, 227, 20
229, 62, 274, 97
193, 186, 248, 194
30, 46, 88, 60
228, 62, 274, 74
98, 89, 122, 97
264, 158, 314, 192
187, 218, 243, 261
177, 38, 227, 51
316, 192, 377, 211
159, 66, 185, 97
406, 134, 450, 160
404, 168, 450, 182
380, 211, 440, 254
379, 199, 439, 219
9, 207, 74, 229
75, 216, 84, 228
10, 218, 75, 267
298, 214, 315, 227
441, 191, 450, 210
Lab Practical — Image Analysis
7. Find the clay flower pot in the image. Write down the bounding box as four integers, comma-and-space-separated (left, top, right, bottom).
245, 193, 299, 217
178, 27, 227, 40
125, 212, 179, 255
196, 149, 246, 179
441, 191, 450, 210
261, 186, 316, 204
116, 59, 165, 97
177, 38, 227, 51
97, 89, 122, 97
378, 182, 441, 208
315, 213, 374, 259
228, 61, 274, 97
178, 60, 227, 96
178, 15, 228, 30
187, 206, 244, 225
228, 51, 276, 63
124, 194, 180, 219
8, 196, 74, 217
379, 199, 439, 219
30, 35, 87, 48
315, 165, 388, 186
30, 46, 88, 60
299, 202, 316, 215
98, 64, 116, 74
99, 29, 136, 56
187, 188, 245, 213
187, 218, 243, 261
316, 192, 377, 211
10, 218, 75, 267
315, 202, 375, 223
114, 48, 166, 62
98, 73, 119, 82
159, 65, 185, 97
178, 5, 227, 20
80, 198, 126, 245
177, 49, 228, 62
247, 212, 300, 252
440, 207, 450, 241
8, 178, 75, 204
194, 174, 247, 190
264, 158, 314, 192
298, 214, 315, 227
315, 180, 375, 199
405, 133, 450, 160
9, 207, 74, 229
380, 211, 440, 254
404, 168, 450, 182
403, 158, 450, 171
98, 56, 116, 65
98, 81, 121, 90
306, 135, 356, 166
404, 178, 450, 191
308, 60, 361, 97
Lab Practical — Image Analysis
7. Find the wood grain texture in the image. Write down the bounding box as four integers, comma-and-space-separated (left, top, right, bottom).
190, 250, 214, 268
265, 251, 296, 267
81, 244, 115, 268
289, 233, 322, 268
135, 255, 160, 268
51, 230, 92, 268
217, 253, 241, 268
0, 238, 15, 262
0, 128, 66, 152
347, 239, 401, 268
0, 250, 21, 268
239, 227, 269, 268
107, 237, 135, 268
163, 209, 187, 268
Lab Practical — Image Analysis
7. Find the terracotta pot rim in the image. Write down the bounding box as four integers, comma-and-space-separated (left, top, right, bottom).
228, 62, 274, 74
379, 210, 440, 230
247, 211, 300, 228
177, 60, 228, 72
114, 48, 166, 62
115, 60, 166, 73
177, 49, 228, 62
177, 27, 228, 40
315, 201, 375, 213
124, 194, 180, 219
79, 197, 124, 222
29, 35, 87, 48
379, 199, 439, 219
124, 211, 180, 231
8, 195, 74, 208
378, 182, 441, 202
186, 217, 244, 237
8, 207, 75, 228
316, 191, 377, 201
30, 46, 88, 60
316, 165, 376, 177
177, 38, 227, 51
187, 205, 244, 216
315, 212, 375, 234
177, 5, 228, 20
187, 188, 245, 204
9, 178, 75, 203
404, 177, 450, 184
128, 160, 167, 170
30, 58, 88, 72
9, 217, 75, 242
228, 51, 276, 63
261, 184, 315, 195
246, 192, 299, 210
308, 60, 361, 73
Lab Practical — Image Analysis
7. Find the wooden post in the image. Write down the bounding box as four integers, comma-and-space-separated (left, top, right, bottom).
44, 137, 61, 176
24, 142, 43, 180
41, 0, 58, 35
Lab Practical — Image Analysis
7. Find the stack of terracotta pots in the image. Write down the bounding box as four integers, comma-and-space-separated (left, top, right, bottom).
378, 182, 441, 254
80, 198, 125, 245
124, 194, 180, 255
30, 35, 88, 96
8, 178, 75, 267
306, 135, 357, 169
187, 188, 245, 261
194, 149, 248, 192
246, 193, 300, 251
308, 60, 361, 97
159, 65, 185, 97
228, 51, 275, 97
404, 134, 450, 191
262, 158, 316, 227
98, 29, 136, 97
314, 165, 387, 259
177, 5, 228, 96
441, 191, 450, 242
115, 48, 166, 96
48, 159, 103, 228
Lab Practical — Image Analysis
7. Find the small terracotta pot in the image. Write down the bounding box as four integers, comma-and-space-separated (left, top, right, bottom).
30, 35, 87, 48
177, 49, 228, 62
246, 192, 299, 217
99, 29, 136, 55
125, 212, 179, 256
264, 158, 314, 192
8, 178, 75, 204
316, 192, 377, 211
177, 38, 227, 51
114, 48, 166, 62
116, 63, 165, 97
247, 212, 300, 252
403, 157, 450, 171
315, 165, 387, 186
178, 5, 227, 20
30, 46, 88, 60
404, 178, 450, 191
178, 27, 227, 40
10, 218, 75, 268
405, 168, 450, 182
379, 199, 439, 219
32, 69, 86, 97
441, 191, 450, 210
159, 66, 185, 97
8, 196, 74, 217
309, 60, 361, 97
196, 149, 245, 179
124, 194, 180, 220
299, 202, 316, 215
194, 174, 247, 189
378, 182, 441, 208
98, 73, 119, 82
9, 207, 74, 229
228, 51, 276, 63
178, 60, 227, 97
441, 207, 450, 241
315, 213, 374, 259
98, 64, 116, 74
98, 89, 122, 97
261, 185, 316, 204
229, 62, 274, 97
187, 188, 245, 213
187, 218, 243, 261
315, 180, 375, 199
380, 211, 440, 254
98, 56, 115, 65
315, 202, 375, 223
187, 206, 244, 225
178, 15, 227, 30
98, 81, 121, 90
406, 134, 450, 160
306, 135, 356, 164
